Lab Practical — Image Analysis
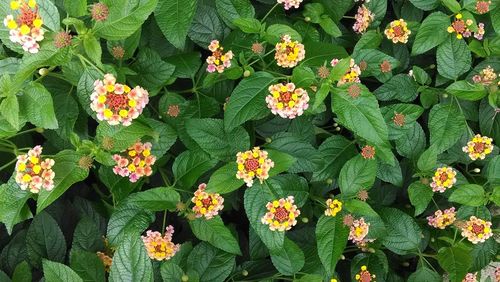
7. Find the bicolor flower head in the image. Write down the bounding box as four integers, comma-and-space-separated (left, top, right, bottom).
355, 265, 376, 282
236, 147, 274, 187
361, 145, 376, 159
277, 0, 303, 10
96, 252, 113, 272
427, 207, 456, 229
90, 73, 149, 126
462, 134, 493, 160
15, 145, 55, 193
112, 141, 156, 183
206, 40, 233, 73
475, 1, 491, 14
462, 272, 477, 282
275, 35, 305, 68
3, 0, 44, 53
191, 183, 224, 219
384, 19, 411, 44
447, 14, 473, 40
330, 58, 362, 86
141, 226, 180, 261
430, 166, 457, 193
474, 22, 485, 40
461, 216, 492, 244
348, 217, 374, 247
472, 66, 498, 85
266, 82, 309, 119
353, 5, 374, 34
261, 196, 300, 232
324, 199, 342, 217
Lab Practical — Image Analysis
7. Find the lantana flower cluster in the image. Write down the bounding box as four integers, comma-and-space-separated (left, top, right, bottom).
462, 134, 493, 160
112, 141, 156, 183
348, 217, 374, 249
266, 82, 309, 119
447, 14, 475, 40
331, 58, 362, 86
90, 74, 149, 126
275, 35, 305, 68
460, 216, 493, 244
462, 272, 477, 282
475, 0, 491, 14
384, 19, 411, 44
236, 147, 274, 187
261, 196, 300, 232
191, 183, 224, 219
206, 40, 233, 73
15, 145, 55, 193
427, 207, 456, 229
141, 225, 180, 261
472, 66, 498, 85
355, 265, 376, 282
3, 0, 44, 53
324, 199, 342, 217
430, 166, 457, 193
352, 5, 374, 34
277, 0, 303, 10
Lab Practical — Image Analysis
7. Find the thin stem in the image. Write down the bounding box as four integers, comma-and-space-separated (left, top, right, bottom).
7, 128, 39, 139
431, 197, 440, 210
0, 158, 17, 171
261, 3, 280, 23
161, 210, 168, 233
78, 54, 105, 75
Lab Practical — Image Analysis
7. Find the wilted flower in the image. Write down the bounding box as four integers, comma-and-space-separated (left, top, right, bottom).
251, 42, 264, 54
353, 5, 374, 34
331, 58, 362, 86
277, 0, 303, 10
472, 66, 497, 85
461, 216, 492, 244
275, 34, 305, 68
348, 84, 362, 98
427, 207, 456, 229
355, 265, 376, 282
475, 0, 491, 14
384, 19, 411, 44
317, 65, 330, 78
236, 147, 274, 187
430, 167, 457, 193
111, 45, 125, 59
343, 214, 354, 226
96, 252, 113, 272
142, 226, 180, 261
3, 0, 45, 53
361, 145, 376, 159
206, 40, 233, 73
474, 23, 485, 40
393, 112, 405, 126
266, 82, 309, 119
54, 31, 72, 49
112, 141, 156, 183
91, 2, 108, 21
166, 104, 180, 117
261, 196, 300, 231
90, 73, 149, 126
324, 199, 342, 217
380, 60, 392, 73
462, 272, 477, 282
357, 190, 369, 201
191, 183, 224, 219
15, 145, 55, 193
447, 14, 473, 40
462, 134, 493, 160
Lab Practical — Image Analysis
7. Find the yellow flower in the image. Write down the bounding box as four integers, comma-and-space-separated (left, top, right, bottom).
33, 18, 43, 28
10, 1, 20, 10
20, 25, 31, 35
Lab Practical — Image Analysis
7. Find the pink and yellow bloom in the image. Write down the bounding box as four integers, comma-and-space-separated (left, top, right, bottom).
430, 167, 457, 193
353, 5, 374, 34
324, 199, 342, 217
191, 183, 224, 219
472, 66, 498, 85
355, 265, 376, 282
447, 14, 473, 40
475, 0, 491, 14
427, 207, 456, 229
348, 217, 374, 248
266, 82, 309, 119
331, 58, 362, 86
462, 134, 493, 160
112, 141, 156, 183
275, 35, 305, 68
206, 40, 233, 73
384, 19, 411, 44
462, 273, 477, 282
236, 147, 274, 187
3, 0, 45, 53
141, 225, 180, 261
90, 73, 149, 126
277, 0, 303, 10
461, 216, 493, 244
15, 145, 55, 193
261, 196, 300, 232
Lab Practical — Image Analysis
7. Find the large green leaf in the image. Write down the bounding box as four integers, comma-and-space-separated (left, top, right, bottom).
27, 212, 67, 268
186, 242, 235, 282
129, 48, 175, 96
70, 250, 106, 282
72, 217, 104, 253
109, 236, 153, 282
155, 0, 198, 49
106, 201, 155, 245
216, 0, 254, 28
127, 187, 181, 211
18, 82, 58, 129
189, 217, 242, 255
437, 246, 472, 282
339, 155, 377, 197
312, 135, 357, 182
43, 260, 83, 282
172, 150, 218, 189
379, 208, 422, 255
408, 267, 441, 282
395, 122, 426, 159
160, 262, 184, 281
96, 120, 154, 152
449, 184, 486, 206
0, 95, 20, 129
266, 133, 323, 173
374, 74, 419, 102
436, 36, 472, 80
428, 103, 467, 153
408, 181, 434, 216
412, 12, 449, 55
409, 0, 439, 10
445, 80, 487, 101
0, 178, 32, 234
315, 215, 349, 275
188, 4, 225, 48
205, 163, 244, 194
269, 238, 305, 276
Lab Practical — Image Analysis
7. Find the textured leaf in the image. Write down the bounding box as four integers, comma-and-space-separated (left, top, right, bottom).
186, 242, 235, 282
315, 215, 349, 275
18, 82, 58, 129
379, 208, 422, 255
106, 202, 155, 245
27, 212, 67, 268
437, 246, 472, 282
428, 103, 467, 153
43, 260, 83, 282
70, 250, 105, 282
96, 120, 154, 152
269, 238, 305, 276
339, 155, 377, 197
449, 184, 485, 206
312, 135, 357, 182
172, 150, 218, 189
436, 36, 472, 80
374, 74, 419, 102
412, 12, 449, 55
267, 133, 323, 173
215, 0, 254, 28
189, 217, 241, 255
0, 178, 32, 234
205, 163, 244, 194
155, 0, 198, 49
109, 236, 153, 282
445, 80, 487, 101
188, 4, 225, 48
129, 48, 175, 96
408, 267, 441, 282
408, 182, 434, 216
127, 187, 180, 211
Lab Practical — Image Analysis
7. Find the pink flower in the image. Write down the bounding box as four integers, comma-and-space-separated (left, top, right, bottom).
206, 40, 233, 73
15, 145, 55, 193
141, 225, 180, 261
112, 141, 156, 182
266, 82, 309, 119
277, 0, 303, 10
191, 183, 224, 219
261, 196, 300, 231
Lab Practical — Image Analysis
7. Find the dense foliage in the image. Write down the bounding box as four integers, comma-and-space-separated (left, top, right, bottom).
0, 0, 499, 281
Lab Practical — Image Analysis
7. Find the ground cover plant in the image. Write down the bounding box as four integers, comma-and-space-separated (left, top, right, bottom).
0, 0, 499, 281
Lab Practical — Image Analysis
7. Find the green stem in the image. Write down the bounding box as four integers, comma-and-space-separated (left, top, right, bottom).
7, 128, 40, 139
78, 54, 105, 76
0, 158, 17, 171
161, 210, 168, 233
261, 3, 280, 23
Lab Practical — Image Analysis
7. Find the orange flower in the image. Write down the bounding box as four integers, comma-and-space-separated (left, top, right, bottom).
384, 19, 411, 43
261, 196, 300, 231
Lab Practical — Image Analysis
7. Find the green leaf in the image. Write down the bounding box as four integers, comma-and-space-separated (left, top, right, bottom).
441, 0, 461, 13
0, 95, 20, 129
83, 35, 103, 67
395, 122, 426, 159
12, 261, 31, 282
408, 181, 434, 216
374, 74, 419, 102
224, 72, 276, 131
265, 24, 302, 44
319, 16, 341, 37
417, 146, 437, 172
76, 69, 101, 117
269, 238, 305, 276
205, 163, 244, 194
155, 0, 198, 49
428, 103, 467, 153
267, 174, 309, 207
70, 250, 106, 282
266, 149, 297, 176
129, 48, 175, 96
353, 31, 383, 54
127, 187, 181, 211
410, 0, 439, 10
379, 208, 422, 255
470, 238, 498, 271
331, 83, 389, 145
165, 52, 202, 79
377, 156, 403, 187
292, 66, 315, 89
109, 236, 153, 282
43, 260, 83, 282
301, 41, 348, 67
329, 57, 351, 81
172, 150, 218, 189
36, 150, 89, 213
445, 80, 487, 101
64, 0, 87, 17
18, 82, 58, 129
186, 118, 250, 161
339, 155, 377, 197
37, 0, 61, 31
491, 186, 500, 206
188, 4, 225, 48
186, 242, 235, 282
408, 267, 441, 282
98, 166, 141, 203
96, 120, 154, 152
267, 133, 323, 173
0, 230, 28, 274
412, 12, 450, 55
190, 217, 242, 255
312, 135, 357, 182
160, 262, 184, 281
353, 49, 399, 80
315, 215, 349, 275
437, 246, 472, 282
106, 201, 154, 245
95, 0, 158, 40
215, 0, 255, 28
436, 36, 472, 80
312, 82, 331, 111
232, 18, 262, 33
381, 103, 424, 139
143, 118, 177, 159
72, 217, 104, 253
27, 212, 67, 268
0, 178, 32, 234
449, 184, 485, 206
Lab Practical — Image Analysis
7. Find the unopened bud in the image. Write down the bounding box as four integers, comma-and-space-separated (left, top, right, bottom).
335, 127, 341, 131
265, 137, 272, 143
326, 178, 333, 184
473, 168, 481, 173
333, 123, 338, 127
243, 70, 251, 77
431, 237, 435, 242
38, 68, 49, 76
429, 64, 436, 69
442, 93, 449, 98
301, 217, 309, 223
35, 127, 44, 133
340, 255, 345, 260
402, 262, 410, 267
405, 204, 411, 208
368, 248, 376, 253
242, 270, 249, 276
181, 275, 189, 282
186, 213, 196, 221
304, 17, 311, 22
